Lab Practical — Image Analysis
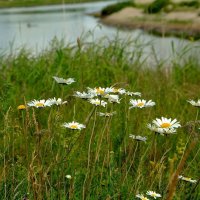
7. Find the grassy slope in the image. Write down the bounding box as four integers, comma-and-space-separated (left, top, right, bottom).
0, 39, 200, 199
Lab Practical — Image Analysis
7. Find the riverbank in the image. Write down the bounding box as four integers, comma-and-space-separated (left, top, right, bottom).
0, 0, 108, 8
100, 4, 200, 40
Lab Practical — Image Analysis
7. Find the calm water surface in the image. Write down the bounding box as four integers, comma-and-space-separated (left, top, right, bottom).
0, 0, 199, 61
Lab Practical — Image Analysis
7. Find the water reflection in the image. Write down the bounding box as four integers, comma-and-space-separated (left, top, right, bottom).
0, 0, 199, 62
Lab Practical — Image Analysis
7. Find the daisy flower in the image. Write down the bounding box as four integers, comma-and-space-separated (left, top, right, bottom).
146, 191, 161, 199
129, 99, 155, 109
104, 94, 121, 104
74, 91, 95, 99
107, 87, 126, 95
62, 121, 86, 130
126, 91, 141, 97
147, 117, 181, 135
178, 175, 197, 183
98, 111, 116, 117
87, 87, 107, 96
53, 76, 75, 85
46, 97, 67, 106
27, 99, 52, 108
136, 194, 149, 200
129, 134, 147, 142
89, 98, 107, 107
187, 99, 200, 107
66, 175, 72, 179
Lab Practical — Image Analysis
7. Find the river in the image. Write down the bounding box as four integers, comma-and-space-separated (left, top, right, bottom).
0, 0, 199, 62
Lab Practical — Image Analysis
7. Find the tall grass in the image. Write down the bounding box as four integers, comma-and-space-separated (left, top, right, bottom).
0, 38, 200, 199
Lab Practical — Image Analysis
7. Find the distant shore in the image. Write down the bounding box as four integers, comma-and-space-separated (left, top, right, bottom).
0, 0, 104, 8
100, 7, 200, 40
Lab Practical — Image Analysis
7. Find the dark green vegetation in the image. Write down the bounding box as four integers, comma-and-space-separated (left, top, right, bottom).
0, 0, 107, 8
178, 0, 199, 8
0, 38, 200, 199
101, 1, 135, 16
101, 0, 199, 15
145, 0, 170, 14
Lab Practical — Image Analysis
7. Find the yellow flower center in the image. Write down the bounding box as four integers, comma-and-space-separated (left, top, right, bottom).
152, 193, 157, 197
137, 102, 144, 107
142, 198, 148, 200
183, 177, 191, 181
113, 88, 119, 93
36, 103, 44, 107
95, 101, 101, 105
161, 123, 171, 128
96, 88, 105, 95
17, 105, 26, 110
70, 124, 78, 129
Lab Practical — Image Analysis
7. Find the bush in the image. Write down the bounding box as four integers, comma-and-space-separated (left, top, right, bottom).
101, 1, 135, 16
179, 1, 199, 8
145, 0, 169, 14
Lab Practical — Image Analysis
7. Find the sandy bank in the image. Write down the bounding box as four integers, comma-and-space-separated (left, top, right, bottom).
101, 7, 200, 39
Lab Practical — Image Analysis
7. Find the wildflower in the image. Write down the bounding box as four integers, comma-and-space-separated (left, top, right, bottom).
17, 105, 26, 110
27, 99, 52, 108
126, 91, 141, 97
129, 99, 155, 109
147, 117, 181, 135
46, 97, 67, 106
106, 87, 126, 94
187, 99, 200, 107
53, 76, 75, 85
87, 87, 107, 96
129, 134, 147, 142
89, 98, 107, 107
98, 111, 116, 117
146, 191, 161, 199
105, 94, 121, 104
66, 175, 72, 179
62, 121, 86, 130
74, 91, 95, 99
178, 175, 197, 183
136, 194, 149, 200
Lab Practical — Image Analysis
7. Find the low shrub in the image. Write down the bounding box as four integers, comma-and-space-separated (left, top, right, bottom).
101, 1, 135, 16
179, 0, 199, 8
145, 0, 170, 14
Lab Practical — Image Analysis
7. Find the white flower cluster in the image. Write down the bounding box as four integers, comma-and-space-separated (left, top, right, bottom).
74, 86, 141, 107
27, 98, 67, 108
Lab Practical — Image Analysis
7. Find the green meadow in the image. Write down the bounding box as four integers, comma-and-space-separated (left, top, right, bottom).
0, 37, 200, 200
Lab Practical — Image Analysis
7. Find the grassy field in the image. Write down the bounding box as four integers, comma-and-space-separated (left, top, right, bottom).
0, 38, 200, 199
0, 0, 108, 8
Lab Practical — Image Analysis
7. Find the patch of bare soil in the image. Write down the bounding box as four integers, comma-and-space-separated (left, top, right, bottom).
101, 7, 200, 39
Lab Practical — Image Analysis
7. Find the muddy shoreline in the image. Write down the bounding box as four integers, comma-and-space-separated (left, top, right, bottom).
99, 7, 200, 40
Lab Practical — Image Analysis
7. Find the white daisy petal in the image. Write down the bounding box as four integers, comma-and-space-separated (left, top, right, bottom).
129, 134, 147, 142
129, 99, 155, 109
62, 121, 86, 130
89, 98, 107, 107
146, 191, 161, 199
148, 117, 181, 135
53, 76, 75, 85
136, 194, 149, 200
178, 175, 197, 183
188, 99, 200, 107
74, 91, 95, 99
